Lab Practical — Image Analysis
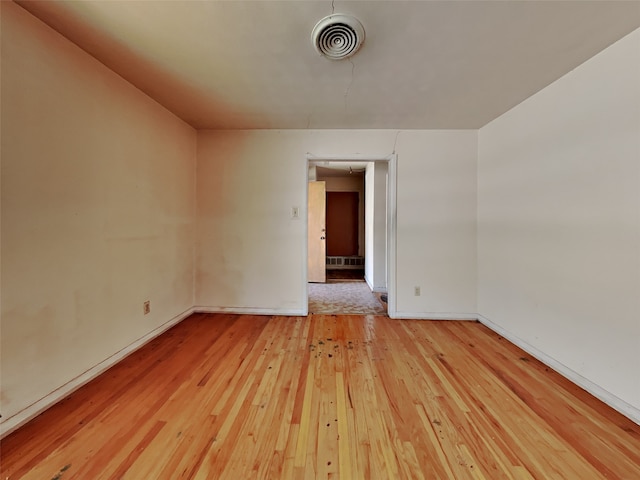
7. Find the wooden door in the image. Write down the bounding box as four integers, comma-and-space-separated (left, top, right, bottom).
308, 181, 326, 283
326, 191, 359, 256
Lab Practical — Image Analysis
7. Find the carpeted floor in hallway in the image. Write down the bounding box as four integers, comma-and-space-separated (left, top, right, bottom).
308, 269, 387, 315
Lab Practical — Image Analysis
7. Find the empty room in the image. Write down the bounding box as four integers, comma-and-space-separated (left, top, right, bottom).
1, 1, 639, 478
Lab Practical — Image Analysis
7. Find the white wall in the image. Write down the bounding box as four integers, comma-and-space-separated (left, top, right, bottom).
196, 130, 477, 317
373, 162, 388, 291
478, 29, 640, 418
394, 131, 478, 317
1, 3, 197, 433
365, 162, 388, 291
365, 164, 375, 283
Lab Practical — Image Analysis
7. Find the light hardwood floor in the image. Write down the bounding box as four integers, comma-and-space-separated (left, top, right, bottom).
1, 313, 639, 479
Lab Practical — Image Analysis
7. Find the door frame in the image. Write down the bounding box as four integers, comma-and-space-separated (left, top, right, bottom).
303, 153, 397, 317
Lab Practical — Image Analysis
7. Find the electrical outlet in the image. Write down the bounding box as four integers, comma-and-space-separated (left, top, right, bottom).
414, 286, 421, 296
143, 301, 150, 315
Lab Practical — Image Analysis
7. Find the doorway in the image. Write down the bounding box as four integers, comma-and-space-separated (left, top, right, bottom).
305, 155, 397, 317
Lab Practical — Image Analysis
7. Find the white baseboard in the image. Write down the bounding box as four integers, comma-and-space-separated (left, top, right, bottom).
0, 307, 195, 439
364, 275, 374, 291
476, 314, 640, 425
363, 276, 386, 293
195, 306, 307, 316
390, 311, 479, 321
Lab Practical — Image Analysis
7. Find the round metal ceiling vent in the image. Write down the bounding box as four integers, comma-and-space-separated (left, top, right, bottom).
311, 14, 365, 60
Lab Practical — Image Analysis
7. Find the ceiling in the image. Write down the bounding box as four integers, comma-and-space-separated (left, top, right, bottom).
16, 0, 640, 130
314, 162, 368, 177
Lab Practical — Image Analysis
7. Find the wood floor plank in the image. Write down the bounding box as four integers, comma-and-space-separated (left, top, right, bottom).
2, 314, 639, 479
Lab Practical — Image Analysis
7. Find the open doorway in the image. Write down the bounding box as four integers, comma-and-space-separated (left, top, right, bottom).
306, 156, 396, 316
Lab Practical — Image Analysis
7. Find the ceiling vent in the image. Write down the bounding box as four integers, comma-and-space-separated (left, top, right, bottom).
311, 14, 365, 60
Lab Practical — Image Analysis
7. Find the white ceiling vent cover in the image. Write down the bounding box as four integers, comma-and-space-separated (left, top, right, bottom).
311, 14, 365, 60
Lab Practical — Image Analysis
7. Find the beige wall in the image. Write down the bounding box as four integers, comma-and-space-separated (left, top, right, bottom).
478, 29, 640, 419
196, 130, 477, 317
1, 3, 197, 430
